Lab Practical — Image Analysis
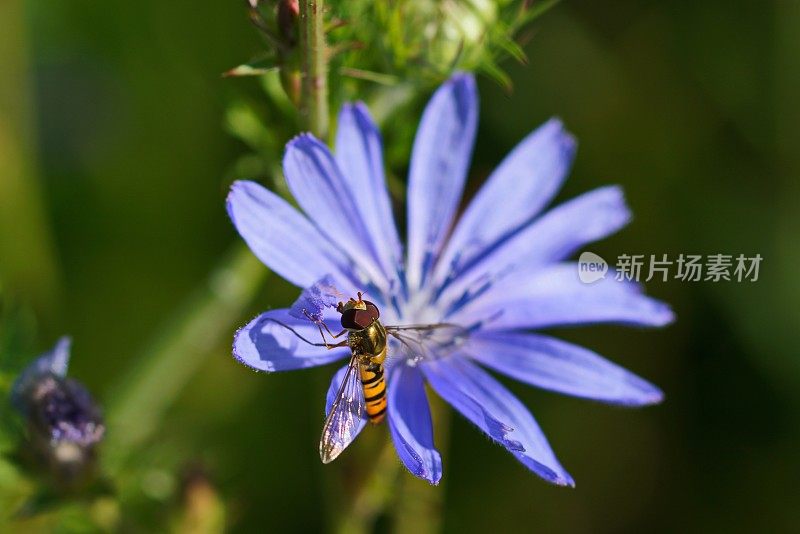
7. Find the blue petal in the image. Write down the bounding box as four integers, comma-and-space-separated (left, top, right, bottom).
421, 357, 574, 486
335, 103, 403, 280
288, 275, 346, 323
434, 118, 576, 287
406, 74, 478, 289
283, 134, 389, 291
11, 337, 72, 411
450, 263, 674, 330
233, 309, 349, 372
437, 186, 631, 307
466, 332, 663, 406
227, 180, 357, 289
387, 363, 442, 485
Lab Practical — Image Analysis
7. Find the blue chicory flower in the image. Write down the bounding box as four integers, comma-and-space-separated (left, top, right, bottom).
227, 74, 673, 486
12, 338, 105, 456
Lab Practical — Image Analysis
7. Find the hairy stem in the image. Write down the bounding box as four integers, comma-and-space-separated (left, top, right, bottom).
299, 0, 329, 138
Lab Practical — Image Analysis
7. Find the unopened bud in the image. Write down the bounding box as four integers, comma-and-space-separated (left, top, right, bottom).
278, 0, 300, 44
12, 338, 105, 486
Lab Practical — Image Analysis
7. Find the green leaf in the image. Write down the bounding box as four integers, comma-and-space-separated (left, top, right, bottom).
479, 59, 513, 90
515, 0, 563, 29
495, 34, 528, 64
222, 54, 279, 78
339, 67, 399, 86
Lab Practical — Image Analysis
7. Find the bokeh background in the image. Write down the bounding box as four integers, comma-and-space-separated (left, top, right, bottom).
1, 0, 798, 532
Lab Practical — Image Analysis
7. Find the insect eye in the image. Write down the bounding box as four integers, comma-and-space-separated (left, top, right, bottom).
340, 309, 359, 330
363, 301, 380, 320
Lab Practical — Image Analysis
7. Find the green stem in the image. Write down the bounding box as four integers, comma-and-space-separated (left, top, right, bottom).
392, 394, 450, 534
102, 244, 268, 473
335, 440, 400, 534
0, 0, 61, 318
334, 395, 451, 534
299, 0, 329, 138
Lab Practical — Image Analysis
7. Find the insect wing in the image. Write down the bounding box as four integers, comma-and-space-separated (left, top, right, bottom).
319, 356, 367, 463
385, 324, 469, 366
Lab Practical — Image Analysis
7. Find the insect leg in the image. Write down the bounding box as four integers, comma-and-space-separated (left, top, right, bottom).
321, 340, 349, 350
298, 310, 349, 349
265, 318, 348, 350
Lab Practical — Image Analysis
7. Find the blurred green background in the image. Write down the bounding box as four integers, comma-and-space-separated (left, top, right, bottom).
1, 0, 799, 532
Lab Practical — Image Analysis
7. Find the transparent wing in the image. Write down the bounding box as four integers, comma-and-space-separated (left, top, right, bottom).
319, 355, 367, 463
385, 324, 470, 366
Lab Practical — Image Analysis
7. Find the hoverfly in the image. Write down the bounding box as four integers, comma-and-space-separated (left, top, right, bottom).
268, 291, 468, 463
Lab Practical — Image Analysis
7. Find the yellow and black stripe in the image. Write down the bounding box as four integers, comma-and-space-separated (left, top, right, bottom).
360, 365, 387, 424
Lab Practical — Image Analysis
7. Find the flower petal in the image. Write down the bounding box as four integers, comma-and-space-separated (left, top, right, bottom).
406, 74, 478, 290
11, 337, 71, 411
335, 103, 403, 279
421, 357, 573, 486
434, 118, 576, 287
387, 363, 442, 485
437, 186, 631, 308
233, 309, 349, 372
227, 180, 356, 289
465, 332, 663, 406
449, 263, 674, 330
283, 134, 389, 290
288, 275, 347, 322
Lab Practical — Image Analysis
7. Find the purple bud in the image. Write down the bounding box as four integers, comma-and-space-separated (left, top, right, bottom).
11, 338, 105, 484
26, 375, 105, 448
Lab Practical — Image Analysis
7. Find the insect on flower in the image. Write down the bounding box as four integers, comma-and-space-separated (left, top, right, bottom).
228, 74, 673, 486
269, 289, 468, 462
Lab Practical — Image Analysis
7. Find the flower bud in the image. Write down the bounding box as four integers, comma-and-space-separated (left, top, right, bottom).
11, 338, 105, 486
277, 0, 300, 45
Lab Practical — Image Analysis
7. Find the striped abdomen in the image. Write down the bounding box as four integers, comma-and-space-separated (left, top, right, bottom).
360, 364, 386, 424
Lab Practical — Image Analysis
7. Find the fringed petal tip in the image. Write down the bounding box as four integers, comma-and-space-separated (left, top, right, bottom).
225, 181, 243, 225
644, 387, 665, 406
396, 440, 443, 486
232, 324, 273, 374
233, 309, 348, 373
634, 298, 675, 328
544, 116, 579, 156
448, 71, 477, 89
285, 131, 321, 153
530, 460, 576, 488
467, 331, 666, 408
422, 358, 574, 487
387, 365, 443, 485
340, 101, 377, 125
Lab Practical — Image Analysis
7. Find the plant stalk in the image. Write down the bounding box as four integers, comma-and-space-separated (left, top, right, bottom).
335, 439, 401, 534
333, 394, 451, 534
299, 0, 329, 138
393, 394, 450, 534
0, 0, 61, 318
103, 244, 268, 473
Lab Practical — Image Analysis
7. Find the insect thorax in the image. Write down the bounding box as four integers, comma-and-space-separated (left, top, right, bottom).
348, 320, 387, 366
